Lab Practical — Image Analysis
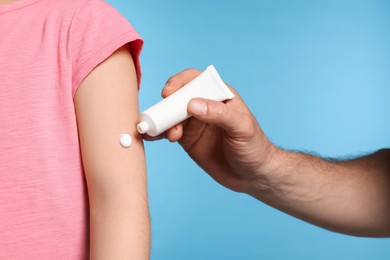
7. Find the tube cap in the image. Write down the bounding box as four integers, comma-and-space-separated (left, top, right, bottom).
137, 121, 150, 134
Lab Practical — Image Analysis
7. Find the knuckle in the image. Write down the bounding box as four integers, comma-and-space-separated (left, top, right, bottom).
210, 102, 226, 117
184, 67, 200, 75
166, 68, 201, 87
184, 68, 202, 80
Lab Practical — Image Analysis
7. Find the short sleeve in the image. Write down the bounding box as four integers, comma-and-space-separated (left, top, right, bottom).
70, 0, 143, 95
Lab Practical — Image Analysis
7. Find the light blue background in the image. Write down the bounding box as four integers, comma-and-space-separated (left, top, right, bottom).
108, 1, 390, 259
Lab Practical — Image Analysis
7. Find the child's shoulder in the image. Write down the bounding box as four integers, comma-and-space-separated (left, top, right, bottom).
36, 0, 120, 21
46, 0, 113, 17
40, 0, 125, 33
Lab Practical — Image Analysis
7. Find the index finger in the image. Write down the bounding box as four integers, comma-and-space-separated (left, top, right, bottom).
161, 68, 202, 98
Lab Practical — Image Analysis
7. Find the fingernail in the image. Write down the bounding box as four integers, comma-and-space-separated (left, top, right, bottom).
161, 83, 170, 97
189, 100, 207, 116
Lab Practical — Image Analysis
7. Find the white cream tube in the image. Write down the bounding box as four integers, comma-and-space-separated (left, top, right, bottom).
137, 65, 234, 137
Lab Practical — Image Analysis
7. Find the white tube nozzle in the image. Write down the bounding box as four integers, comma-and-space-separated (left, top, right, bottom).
137, 121, 150, 134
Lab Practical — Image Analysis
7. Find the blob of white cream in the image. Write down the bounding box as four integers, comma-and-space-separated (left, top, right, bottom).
119, 134, 132, 148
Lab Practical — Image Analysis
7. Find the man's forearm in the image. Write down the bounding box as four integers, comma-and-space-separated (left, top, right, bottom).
247, 148, 390, 237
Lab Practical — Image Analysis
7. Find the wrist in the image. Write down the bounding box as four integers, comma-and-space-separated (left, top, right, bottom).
243, 145, 286, 197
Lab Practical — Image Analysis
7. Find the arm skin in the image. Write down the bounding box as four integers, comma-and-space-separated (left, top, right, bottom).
252, 148, 390, 237
0, 0, 19, 5
75, 46, 150, 259
150, 68, 390, 237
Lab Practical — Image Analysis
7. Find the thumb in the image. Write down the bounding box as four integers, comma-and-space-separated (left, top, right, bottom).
188, 98, 246, 135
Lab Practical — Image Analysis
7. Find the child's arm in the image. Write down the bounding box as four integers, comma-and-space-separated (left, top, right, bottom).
74, 46, 150, 259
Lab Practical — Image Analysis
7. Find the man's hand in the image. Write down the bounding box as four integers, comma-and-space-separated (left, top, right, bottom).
146, 68, 277, 193
143, 68, 390, 237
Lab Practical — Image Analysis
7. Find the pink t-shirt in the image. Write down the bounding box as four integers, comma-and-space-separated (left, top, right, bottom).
0, 0, 143, 258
